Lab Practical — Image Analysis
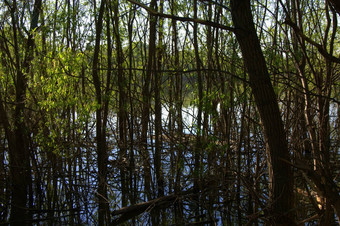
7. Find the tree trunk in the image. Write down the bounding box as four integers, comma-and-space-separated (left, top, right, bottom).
327, 0, 340, 14
127, 4, 137, 207
193, 0, 203, 221
155, 0, 164, 198
91, 0, 108, 224
2, 0, 42, 224
141, 0, 157, 201
230, 0, 294, 224
111, 0, 129, 208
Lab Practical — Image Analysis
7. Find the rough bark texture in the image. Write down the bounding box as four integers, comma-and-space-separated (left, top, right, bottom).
230, 0, 294, 224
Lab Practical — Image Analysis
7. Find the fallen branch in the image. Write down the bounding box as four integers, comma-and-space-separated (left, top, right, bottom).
111, 189, 194, 224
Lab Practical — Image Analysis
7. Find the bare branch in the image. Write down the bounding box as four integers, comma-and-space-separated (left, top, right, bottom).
284, 19, 340, 64
126, 0, 236, 32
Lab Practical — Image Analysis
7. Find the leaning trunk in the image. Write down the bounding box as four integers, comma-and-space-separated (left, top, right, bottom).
230, 0, 294, 224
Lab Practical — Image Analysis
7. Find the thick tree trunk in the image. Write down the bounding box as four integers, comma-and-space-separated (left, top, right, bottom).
230, 0, 294, 224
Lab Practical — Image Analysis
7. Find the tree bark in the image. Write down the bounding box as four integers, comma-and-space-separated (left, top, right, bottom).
230, 0, 294, 224
155, 0, 164, 198
1, 0, 42, 224
141, 0, 157, 201
91, 0, 108, 224
327, 0, 340, 14
111, 0, 129, 208
193, 0, 203, 221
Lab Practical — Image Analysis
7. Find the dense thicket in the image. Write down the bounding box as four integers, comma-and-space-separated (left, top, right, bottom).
0, 0, 339, 225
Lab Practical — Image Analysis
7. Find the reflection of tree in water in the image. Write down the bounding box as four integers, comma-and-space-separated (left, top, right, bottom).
0, 0, 339, 225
